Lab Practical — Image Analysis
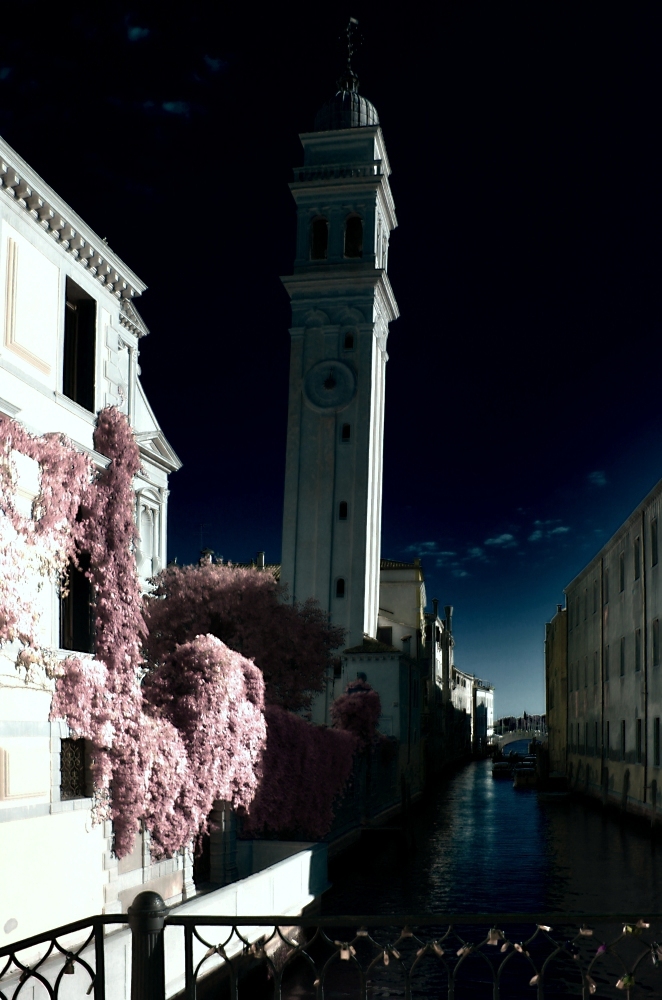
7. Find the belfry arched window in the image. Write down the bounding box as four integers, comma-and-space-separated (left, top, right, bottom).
343, 332, 354, 350
336, 578, 346, 598
339, 501, 348, 520
310, 217, 328, 260
341, 423, 351, 442
344, 215, 363, 258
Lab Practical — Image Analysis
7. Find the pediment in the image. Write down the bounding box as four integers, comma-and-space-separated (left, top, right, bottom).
120, 298, 150, 338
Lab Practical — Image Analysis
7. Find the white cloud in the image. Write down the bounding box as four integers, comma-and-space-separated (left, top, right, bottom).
528, 523, 570, 542
484, 533, 517, 548
405, 541, 437, 552
588, 471, 607, 487
452, 569, 470, 578
466, 546, 486, 560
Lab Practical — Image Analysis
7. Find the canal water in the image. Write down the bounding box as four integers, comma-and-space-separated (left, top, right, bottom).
322, 755, 662, 915
243, 757, 662, 998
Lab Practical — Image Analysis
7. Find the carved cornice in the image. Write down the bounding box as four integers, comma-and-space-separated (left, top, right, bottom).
282, 268, 399, 323
0, 136, 145, 301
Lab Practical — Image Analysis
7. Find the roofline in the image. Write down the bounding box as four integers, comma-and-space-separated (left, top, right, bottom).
564, 473, 662, 593
1, 135, 145, 300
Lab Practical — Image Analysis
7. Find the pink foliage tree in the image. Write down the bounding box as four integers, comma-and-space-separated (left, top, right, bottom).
142, 635, 266, 856
241, 705, 356, 839
331, 678, 382, 748
143, 563, 345, 711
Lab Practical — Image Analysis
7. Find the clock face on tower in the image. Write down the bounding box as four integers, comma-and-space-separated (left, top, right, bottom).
303, 359, 357, 412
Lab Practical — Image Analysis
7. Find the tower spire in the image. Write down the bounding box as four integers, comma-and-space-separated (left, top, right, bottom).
338, 16, 360, 94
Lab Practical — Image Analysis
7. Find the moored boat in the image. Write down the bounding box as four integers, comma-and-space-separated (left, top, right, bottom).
513, 766, 537, 789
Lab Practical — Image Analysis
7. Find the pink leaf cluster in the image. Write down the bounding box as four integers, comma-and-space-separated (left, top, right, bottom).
331, 678, 382, 748
241, 705, 356, 840
143, 563, 345, 711
0, 417, 89, 657
141, 634, 266, 856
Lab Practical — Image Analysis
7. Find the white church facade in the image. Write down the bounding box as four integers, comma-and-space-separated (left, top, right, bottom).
0, 134, 186, 945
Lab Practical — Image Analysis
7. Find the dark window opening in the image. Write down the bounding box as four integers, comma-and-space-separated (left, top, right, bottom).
636, 718, 643, 764
332, 657, 342, 679
310, 217, 328, 260
654, 619, 660, 666
338, 501, 348, 520
377, 626, 393, 646
63, 279, 96, 412
336, 578, 345, 598
653, 519, 659, 567
341, 423, 351, 443
635, 537, 641, 580
343, 332, 354, 350
344, 215, 363, 258
635, 628, 642, 672
60, 554, 95, 653
60, 738, 87, 799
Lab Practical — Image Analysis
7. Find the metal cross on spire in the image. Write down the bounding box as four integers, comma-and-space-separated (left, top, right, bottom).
338, 16, 361, 93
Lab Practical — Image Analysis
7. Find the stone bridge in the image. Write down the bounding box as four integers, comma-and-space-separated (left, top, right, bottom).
492, 728, 546, 749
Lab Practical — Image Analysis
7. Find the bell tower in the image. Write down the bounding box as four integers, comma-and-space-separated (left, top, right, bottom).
280, 42, 399, 650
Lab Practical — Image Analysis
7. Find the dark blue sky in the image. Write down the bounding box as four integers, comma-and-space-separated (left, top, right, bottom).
2, 5, 660, 715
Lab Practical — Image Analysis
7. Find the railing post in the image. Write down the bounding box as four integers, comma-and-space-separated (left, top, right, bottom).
128, 891, 167, 1000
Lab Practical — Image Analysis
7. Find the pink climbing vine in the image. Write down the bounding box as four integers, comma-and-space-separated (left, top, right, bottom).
1, 407, 373, 858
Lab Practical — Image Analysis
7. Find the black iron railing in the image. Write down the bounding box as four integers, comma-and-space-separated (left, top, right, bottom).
2, 894, 662, 999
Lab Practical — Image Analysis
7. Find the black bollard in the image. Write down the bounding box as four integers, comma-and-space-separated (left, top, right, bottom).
128, 891, 168, 1000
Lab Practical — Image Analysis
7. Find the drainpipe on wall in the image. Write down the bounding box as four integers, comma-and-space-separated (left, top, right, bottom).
642, 510, 649, 805
600, 558, 605, 796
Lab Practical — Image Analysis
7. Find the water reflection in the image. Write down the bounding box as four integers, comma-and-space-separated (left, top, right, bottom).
323, 758, 662, 914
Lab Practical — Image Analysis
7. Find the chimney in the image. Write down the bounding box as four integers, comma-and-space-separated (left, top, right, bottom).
444, 605, 453, 633
256, 551, 265, 569
557, 604, 563, 614
432, 598, 439, 620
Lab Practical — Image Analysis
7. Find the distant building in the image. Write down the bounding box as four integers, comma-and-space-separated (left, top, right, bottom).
550, 476, 662, 820
545, 604, 568, 776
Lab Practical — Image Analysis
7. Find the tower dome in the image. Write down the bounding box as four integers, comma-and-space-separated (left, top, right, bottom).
314, 68, 379, 132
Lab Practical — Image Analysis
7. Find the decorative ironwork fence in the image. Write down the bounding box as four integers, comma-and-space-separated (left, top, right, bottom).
2, 894, 662, 999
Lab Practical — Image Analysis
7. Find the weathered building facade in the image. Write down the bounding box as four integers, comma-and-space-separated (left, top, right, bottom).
553, 477, 662, 819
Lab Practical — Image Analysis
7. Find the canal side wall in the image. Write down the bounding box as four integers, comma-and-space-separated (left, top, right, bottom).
567, 751, 662, 824
548, 475, 662, 829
